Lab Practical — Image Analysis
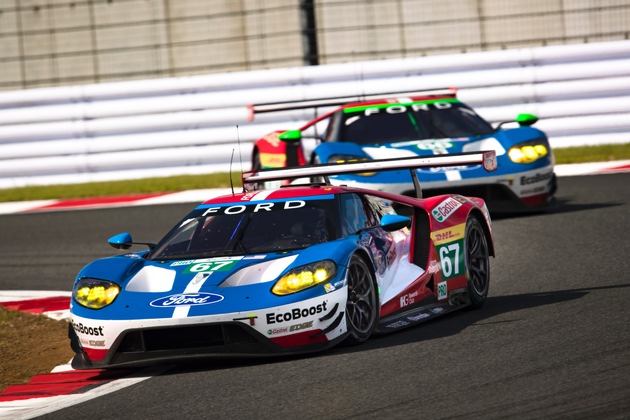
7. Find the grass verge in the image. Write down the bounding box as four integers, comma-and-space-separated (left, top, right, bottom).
0, 308, 74, 392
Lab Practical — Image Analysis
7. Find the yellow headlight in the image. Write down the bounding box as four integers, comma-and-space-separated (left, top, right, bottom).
73, 279, 120, 309
508, 142, 548, 164
272, 261, 337, 295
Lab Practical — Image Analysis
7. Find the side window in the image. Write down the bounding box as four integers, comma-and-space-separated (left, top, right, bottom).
340, 194, 371, 236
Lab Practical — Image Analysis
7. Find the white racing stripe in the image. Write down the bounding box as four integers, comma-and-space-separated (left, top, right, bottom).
172, 272, 212, 318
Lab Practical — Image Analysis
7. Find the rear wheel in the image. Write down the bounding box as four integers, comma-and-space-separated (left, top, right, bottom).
464, 216, 490, 308
345, 255, 378, 344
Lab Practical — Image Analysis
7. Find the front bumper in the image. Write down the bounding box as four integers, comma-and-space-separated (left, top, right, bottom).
69, 289, 347, 369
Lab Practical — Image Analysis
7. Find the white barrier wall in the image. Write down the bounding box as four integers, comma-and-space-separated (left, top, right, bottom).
1, 40, 629, 189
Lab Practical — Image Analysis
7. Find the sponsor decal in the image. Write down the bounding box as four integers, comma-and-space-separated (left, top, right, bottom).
431, 223, 465, 246
268, 327, 289, 335
88, 340, 106, 347
170, 256, 242, 267
430, 307, 444, 314
407, 312, 430, 322
399, 290, 420, 308
289, 321, 314, 332
201, 200, 306, 216
324, 283, 336, 293
431, 197, 463, 222
150, 292, 224, 307
72, 322, 104, 336
416, 140, 453, 151
521, 172, 553, 185
437, 281, 448, 300
386, 320, 409, 329
266, 301, 328, 324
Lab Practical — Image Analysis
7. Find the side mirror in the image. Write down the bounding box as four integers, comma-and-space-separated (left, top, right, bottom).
515, 113, 539, 126
108, 232, 133, 250
380, 214, 411, 232
497, 113, 539, 129
108, 232, 156, 250
278, 129, 302, 142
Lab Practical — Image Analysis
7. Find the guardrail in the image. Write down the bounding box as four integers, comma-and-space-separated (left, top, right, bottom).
1, 40, 629, 189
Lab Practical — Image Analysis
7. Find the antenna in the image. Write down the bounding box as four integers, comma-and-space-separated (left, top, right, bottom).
229, 149, 235, 196
236, 125, 245, 193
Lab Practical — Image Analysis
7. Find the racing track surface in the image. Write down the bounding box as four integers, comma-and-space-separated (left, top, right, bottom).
1, 173, 629, 419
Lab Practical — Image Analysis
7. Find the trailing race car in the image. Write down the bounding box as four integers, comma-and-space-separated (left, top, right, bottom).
250, 88, 556, 212
69, 151, 497, 369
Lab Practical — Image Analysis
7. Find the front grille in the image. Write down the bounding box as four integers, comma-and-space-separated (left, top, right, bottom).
117, 323, 258, 353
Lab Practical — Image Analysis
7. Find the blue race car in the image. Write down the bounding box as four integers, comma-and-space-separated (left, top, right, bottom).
69, 152, 496, 368
251, 88, 556, 212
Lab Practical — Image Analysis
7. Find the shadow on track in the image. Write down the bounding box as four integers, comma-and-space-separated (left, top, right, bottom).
141, 282, 629, 378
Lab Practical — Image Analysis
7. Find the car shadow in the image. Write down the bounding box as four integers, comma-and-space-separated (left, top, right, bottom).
490, 198, 622, 220
147, 283, 628, 377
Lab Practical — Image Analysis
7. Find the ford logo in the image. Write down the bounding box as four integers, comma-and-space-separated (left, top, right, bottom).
150, 292, 224, 307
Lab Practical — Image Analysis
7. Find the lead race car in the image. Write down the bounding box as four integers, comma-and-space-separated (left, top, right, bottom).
69, 151, 497, 369
250, 88, 556, 212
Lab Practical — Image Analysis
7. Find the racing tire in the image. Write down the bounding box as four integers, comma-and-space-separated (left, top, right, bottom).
464, 216, 490, 309
345, 255, 378, 344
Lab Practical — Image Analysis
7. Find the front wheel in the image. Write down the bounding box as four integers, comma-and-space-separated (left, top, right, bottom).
464, 216, 490, 308
345, 255, 378, 344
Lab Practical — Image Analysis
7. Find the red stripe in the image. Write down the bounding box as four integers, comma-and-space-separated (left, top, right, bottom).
0, 296, 70, 314
0, 369, 133, 401
28, 193, 167, 211
600, 163, 630, 172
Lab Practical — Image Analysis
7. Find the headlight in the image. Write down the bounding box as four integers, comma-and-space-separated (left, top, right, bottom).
272, 260, 337, 295
508, 140, 549, 164
327, 155, 375, 176
73, 278, 120, 309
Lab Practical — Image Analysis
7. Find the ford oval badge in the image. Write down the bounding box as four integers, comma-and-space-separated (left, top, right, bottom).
150, 292, 224, 307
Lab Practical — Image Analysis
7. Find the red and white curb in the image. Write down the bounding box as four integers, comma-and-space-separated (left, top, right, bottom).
0, 292, 170, 419
1, 162, 629, 215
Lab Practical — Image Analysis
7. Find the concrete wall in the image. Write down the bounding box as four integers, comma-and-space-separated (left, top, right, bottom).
1, 39, 629, 189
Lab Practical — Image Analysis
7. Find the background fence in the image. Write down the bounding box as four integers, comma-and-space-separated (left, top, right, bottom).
0, 39, 629, 189
2, 0, 630, 91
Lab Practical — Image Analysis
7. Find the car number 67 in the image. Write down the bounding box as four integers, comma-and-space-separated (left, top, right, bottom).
439, 243, 460, 278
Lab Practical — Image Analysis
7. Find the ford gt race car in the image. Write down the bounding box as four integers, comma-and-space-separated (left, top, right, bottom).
69, 152, 496, 369
250, 88, 556, 212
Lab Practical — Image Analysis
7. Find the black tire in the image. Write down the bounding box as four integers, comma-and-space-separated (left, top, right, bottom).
464, 216, 490, 308
345, 255, 378, 344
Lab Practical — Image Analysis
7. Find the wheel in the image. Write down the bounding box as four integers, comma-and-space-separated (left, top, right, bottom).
464, 216, 490, 308
345, 255, 378, 344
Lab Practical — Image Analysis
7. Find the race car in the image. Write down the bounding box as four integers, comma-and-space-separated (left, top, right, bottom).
250, 88, 556, 212
69, 151, 497, 369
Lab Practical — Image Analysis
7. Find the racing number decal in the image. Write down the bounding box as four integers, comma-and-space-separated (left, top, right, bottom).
437, 239, 463, 280
184, 260, 237, 274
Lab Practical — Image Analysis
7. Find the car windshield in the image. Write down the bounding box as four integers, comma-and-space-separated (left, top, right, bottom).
148, 198, 339, 260
339, 100, 495, 145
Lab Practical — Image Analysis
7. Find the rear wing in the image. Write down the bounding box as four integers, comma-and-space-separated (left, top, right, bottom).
242, 151, 497, 198
247, 87, 457, 121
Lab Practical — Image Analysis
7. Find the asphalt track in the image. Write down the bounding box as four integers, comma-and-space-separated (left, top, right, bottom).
1, 173, 629, 419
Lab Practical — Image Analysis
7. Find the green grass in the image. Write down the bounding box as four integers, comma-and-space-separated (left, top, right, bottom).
0, 143, 628, 203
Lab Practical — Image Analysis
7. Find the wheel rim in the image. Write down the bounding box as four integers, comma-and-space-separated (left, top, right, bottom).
466, 221, 489, 295
346, 258, 376, 335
